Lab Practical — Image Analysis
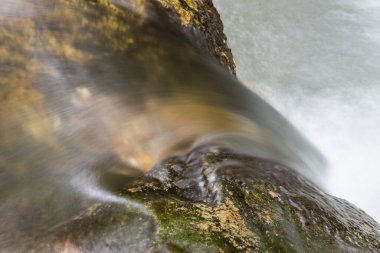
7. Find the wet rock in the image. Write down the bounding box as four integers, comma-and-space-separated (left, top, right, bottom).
29, 148, 380, 252
153, 0, 236, 75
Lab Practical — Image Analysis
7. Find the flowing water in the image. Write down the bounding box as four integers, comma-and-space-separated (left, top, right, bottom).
214, 0, 380, 222
0, 0, 326, 249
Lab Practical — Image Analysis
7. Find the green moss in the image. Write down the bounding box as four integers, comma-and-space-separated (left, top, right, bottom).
265, 237, 298, 253
151, 201, 223, 252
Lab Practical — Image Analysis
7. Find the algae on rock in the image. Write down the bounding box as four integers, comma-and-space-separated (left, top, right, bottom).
27, 149, 380, 252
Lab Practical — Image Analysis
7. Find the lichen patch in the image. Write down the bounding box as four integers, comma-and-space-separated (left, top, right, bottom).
155, 0, 200, 26
192, 198, 259, 252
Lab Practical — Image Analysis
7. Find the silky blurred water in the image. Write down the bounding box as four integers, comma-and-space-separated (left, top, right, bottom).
215, 0, 380, 222
0, 1, 329, 249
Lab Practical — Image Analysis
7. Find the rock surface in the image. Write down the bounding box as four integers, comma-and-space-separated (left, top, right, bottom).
27, 147, 380, 252
153, 0, 236, 75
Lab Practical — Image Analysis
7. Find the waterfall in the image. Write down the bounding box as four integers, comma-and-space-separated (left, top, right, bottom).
0, 1, 328, 248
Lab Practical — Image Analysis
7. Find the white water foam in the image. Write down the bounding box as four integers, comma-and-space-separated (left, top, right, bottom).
215, 0, 380, 222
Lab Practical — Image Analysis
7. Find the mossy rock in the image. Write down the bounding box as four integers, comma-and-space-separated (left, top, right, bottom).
23, 147, 380, 252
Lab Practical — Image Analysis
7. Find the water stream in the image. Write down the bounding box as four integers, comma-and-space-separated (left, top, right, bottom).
215, 0, 380, 222
0, 0, 326, 248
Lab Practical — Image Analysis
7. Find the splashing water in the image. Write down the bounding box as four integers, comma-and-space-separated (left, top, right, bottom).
214, 0, 380, 222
